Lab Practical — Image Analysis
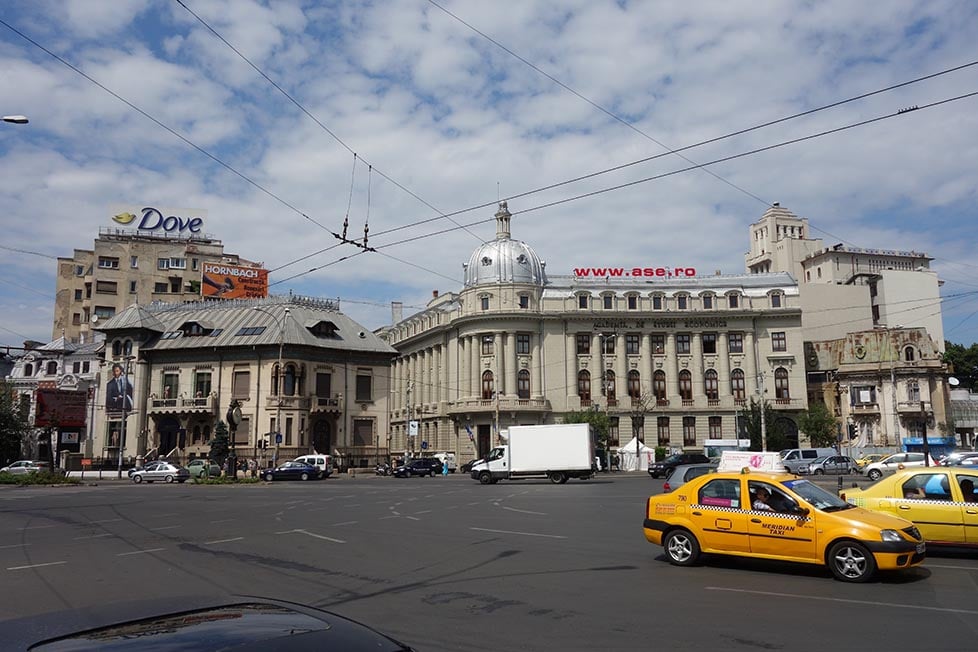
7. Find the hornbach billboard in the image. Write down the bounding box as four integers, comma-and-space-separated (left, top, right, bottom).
201, 262, 269, 299
35, 389, 87, 428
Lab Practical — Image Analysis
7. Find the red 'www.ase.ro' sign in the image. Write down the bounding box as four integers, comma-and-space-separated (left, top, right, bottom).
573, 267, 697, 278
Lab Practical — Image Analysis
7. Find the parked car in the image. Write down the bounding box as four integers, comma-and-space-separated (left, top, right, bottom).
843, 467, 978, 546
393, 459, 440, 478
855, 453, 886, 470
262, 461, 320, 481
130, 461, 190, 484
294, 454, 331, 478
779, 448, 839, 474
647, 453, 710, 479
940, 451, 978, 466
861, 452, 930, 481
187, 459, 221, 479
802, 455, 859, 475
662, 463, 715, 492
0, 460, 51, 475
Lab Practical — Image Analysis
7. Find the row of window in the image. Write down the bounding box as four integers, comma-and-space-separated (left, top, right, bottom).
21, 360, 92, 376
851, 380, 923, 405
473, 367, 791, 402
574, 292, 782, 311
469, 331, 788, 357
92, 256, 201, 272
609, 415, 744, 446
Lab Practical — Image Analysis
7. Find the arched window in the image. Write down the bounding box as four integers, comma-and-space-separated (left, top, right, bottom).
604, 370, 616, 402
577, 370, 591, 402
653, 370, 666, 401
203, 425, 211, 444
775, 367, 790, 400
193, 425, 202, 444
23, 363, 33, 377
123, 340, 133, 356
283, 364, 297, 396
627, 370, 641, 400
112, 340, 122, 357
518, 369, 530, 400
904, 346, 916, 362
482, 371, 495, 400
272, 364, 281, 396
679, 370, 692, 401
46, 361, 58, 375
731, 369, 746, 400
704, 369, 719, 400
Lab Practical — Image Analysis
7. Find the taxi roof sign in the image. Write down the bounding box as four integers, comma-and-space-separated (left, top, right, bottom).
716, 451, 787, 474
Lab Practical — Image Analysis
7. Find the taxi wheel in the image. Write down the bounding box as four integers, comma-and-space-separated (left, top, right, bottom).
663, 529, 700, 566
828, 541, 876, 583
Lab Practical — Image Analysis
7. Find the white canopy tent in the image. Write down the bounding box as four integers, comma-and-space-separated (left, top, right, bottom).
617, 437, 656, 472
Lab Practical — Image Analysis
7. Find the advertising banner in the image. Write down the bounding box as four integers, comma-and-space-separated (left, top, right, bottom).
109, 205, 207, 235
34, 389, 87, 428
201, 262, 269, 299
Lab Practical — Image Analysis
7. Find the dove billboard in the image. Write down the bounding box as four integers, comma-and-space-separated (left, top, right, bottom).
201, 262, 268, 299
110, 206, 205, 234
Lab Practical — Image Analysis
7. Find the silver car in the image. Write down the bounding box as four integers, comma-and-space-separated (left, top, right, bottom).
130, 461, 190, 484
803, 455, 858, 475
662, 463, 716, 492
0, 460, 51, 475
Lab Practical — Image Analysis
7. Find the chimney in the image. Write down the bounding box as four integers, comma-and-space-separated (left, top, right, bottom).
391, 301, 403, 324
432, 290, 439, 299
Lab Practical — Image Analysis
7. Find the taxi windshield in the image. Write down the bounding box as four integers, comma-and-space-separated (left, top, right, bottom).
781, 478, 852, 512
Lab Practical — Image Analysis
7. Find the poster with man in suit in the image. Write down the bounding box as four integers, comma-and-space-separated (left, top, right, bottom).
105, 363, 133, 416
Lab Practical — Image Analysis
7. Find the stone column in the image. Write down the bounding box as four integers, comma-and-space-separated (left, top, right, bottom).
471, 335, 481, 399
459, 336, 469, 399
665, 332, 679, 402
717, 333, 731, 398
506, 332, 517, 399
566, 329, 577, 401
615, 335, 627, 403
531, 332, 543, 398
745, 330, 759, 396
691, 332, 703, 398
591, 332, 602, 403
494, 332, 504, 396
641, 333, 653, 397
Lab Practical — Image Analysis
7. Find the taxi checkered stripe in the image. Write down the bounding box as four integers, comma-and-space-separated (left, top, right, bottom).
850, 497, 977, 508
693, 503, 811, 522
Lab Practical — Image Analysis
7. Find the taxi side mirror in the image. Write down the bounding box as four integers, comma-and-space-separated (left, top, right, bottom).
794, 506, 810, 517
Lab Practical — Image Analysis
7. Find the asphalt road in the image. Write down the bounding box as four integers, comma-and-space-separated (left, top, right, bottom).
1, 473, 977, 651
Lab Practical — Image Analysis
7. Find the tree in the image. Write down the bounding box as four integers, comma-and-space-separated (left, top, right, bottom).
0, 381, 30, 464
797, 402, 839, 448
944, 341, 978, 390
743, 399, 787, 452
209, 421, 230, 466
565, 410, 611, 451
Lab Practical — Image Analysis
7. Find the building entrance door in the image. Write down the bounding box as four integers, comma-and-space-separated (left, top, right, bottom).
312, 419, 332, 454
477, 424, 492, 458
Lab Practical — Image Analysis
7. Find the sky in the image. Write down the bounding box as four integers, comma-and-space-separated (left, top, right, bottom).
1, 0, 978, 349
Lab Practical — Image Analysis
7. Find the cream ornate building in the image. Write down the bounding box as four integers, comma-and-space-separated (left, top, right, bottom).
380, 203, 809, 464
91, 296, 396, 469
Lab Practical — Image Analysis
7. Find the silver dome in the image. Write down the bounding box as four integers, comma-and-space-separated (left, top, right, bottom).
463, 203, 547, 288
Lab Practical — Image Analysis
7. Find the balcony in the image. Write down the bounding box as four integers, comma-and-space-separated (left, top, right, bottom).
851, 402, 880, 414
771, 398, 801, 409
897, 401, 931, 415
707, 399, 721, 407
449, 396, 551, 414
312, 396, 341, 411
656, 399, 670, 408
148, 395, 216, 415
681, 399, 695, 407
265, 395, 312, 410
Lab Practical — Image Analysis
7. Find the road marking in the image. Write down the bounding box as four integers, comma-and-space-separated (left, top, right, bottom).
211, 518, 235, 524
203, 537, 244, 545
72, 533, 114, 540
332, 521, 358, 526
469, 527, 566, 539
501, 506, 547, 515
88, 518, 121, 524
705, 587, 978, 615
926, 563, 978, 570
414, 510, 432, 514
277, 529, 345, 544
405, 516, 420, 521
117, 548, 165, 556
150, 525, 181, 531
18, 525, 57, 530
0, 543, 30, 550
7, 561, 66, 571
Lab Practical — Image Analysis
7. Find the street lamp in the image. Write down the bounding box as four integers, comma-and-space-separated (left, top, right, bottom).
253, 305, 290, 467
2, 115, 28, 124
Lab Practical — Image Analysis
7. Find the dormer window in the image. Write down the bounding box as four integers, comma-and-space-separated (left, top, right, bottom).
516, 254, 528, 265
481, 256, 492, 266
481, 296, 490, 311
771, 292, 783, 308
578, 294, 589, 309
307, 320, 339, 338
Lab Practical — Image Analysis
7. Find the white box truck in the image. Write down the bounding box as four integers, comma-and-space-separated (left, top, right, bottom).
469, 423, 596, 484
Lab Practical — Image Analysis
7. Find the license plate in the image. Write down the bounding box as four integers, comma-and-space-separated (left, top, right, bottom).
916, 542, 926, 554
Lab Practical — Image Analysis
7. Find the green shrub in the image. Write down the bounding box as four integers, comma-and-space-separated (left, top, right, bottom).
0, 471, 81, 486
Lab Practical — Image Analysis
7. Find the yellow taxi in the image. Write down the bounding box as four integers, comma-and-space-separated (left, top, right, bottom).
855, 453, 885, 470
842, 467, 978, 546
643, 452, 925, 582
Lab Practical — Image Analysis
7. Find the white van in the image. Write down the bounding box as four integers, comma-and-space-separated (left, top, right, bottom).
294, 454, 332, 478
434, 452, 457, 473
779, 448, 838, 474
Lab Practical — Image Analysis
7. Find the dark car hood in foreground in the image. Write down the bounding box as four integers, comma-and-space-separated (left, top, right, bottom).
0, 595, 413, 651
